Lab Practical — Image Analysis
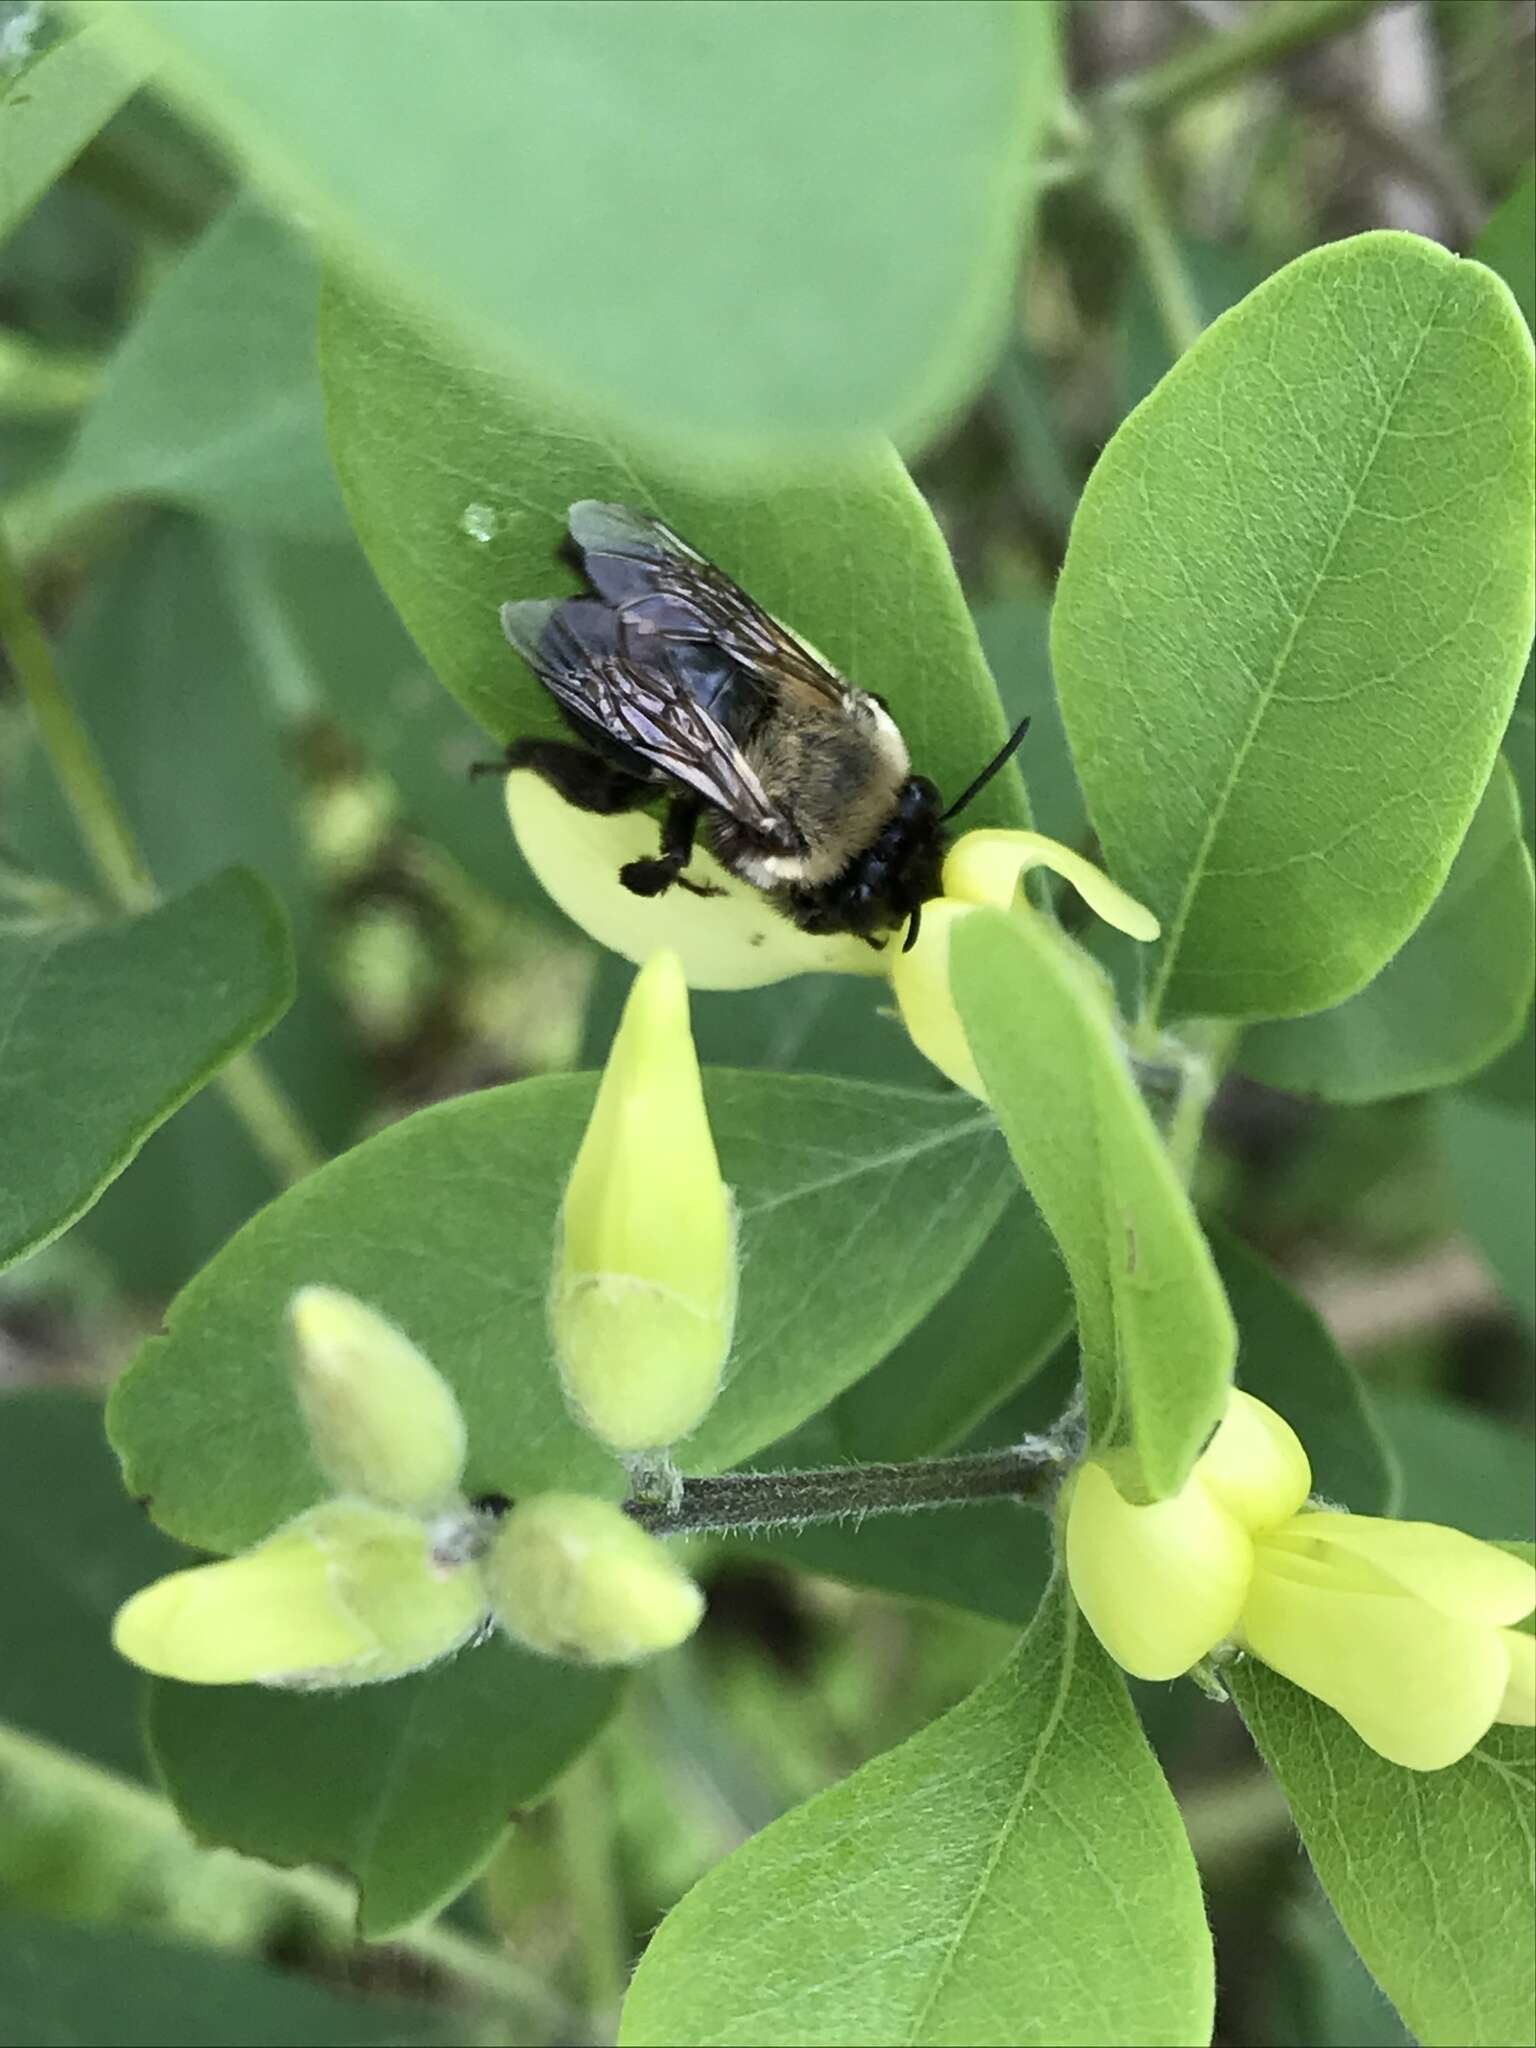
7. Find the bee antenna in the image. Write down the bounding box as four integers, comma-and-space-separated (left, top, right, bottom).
903, 901, 923, 953
940, 715, 1032, 823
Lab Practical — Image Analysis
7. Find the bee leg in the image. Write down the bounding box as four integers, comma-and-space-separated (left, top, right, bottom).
620, 797, 726, 900
497, 738, 652, 813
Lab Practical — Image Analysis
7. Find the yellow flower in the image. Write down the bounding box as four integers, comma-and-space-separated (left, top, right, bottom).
287, 1286, 468, 1513
1065, 1391, 1536, 1770
554, 950, 737, 1454
112, 1499, 488, 1689
890, 830, 1160, 1098
484, 1493, 705, 1665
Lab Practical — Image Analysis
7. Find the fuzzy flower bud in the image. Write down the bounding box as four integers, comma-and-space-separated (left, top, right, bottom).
287, 1287, 467, 1512
112, 1499, 488, 1689
553, 951, 736, 1454
1065, 1390, 1536, 1770
890, 829, 1160, 1097
484, 1493, 704, 1665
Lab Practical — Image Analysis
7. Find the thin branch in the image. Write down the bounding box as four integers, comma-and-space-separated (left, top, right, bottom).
626, 1440, 1068, 1539
1114, 0, 1388, 122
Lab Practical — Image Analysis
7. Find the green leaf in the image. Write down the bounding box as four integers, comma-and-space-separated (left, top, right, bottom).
0, 19, 151, 243
0, 867, 292, 1273
1475, 162, 1535, 335
1211, 1227, 1398, 1515
972, 595, 1088, 852
1054, 231, 1536, 1024
108, 1072, 1010, 1552
319, 270, 1029, 834
619, 1578, 1212, 2048
0, 1389, 180, 1778
950, 908, 1234, 1500
1234, 1661, 1535, 2048
100, 0, 1055, 458
44, 199, 346, 539
1239, 761, 1535, 1101
0, 1916, 446, 2048
1375, 1389, 1536, 1542
1439, 1090, 1536, 1326
149, 1637, 618, 1940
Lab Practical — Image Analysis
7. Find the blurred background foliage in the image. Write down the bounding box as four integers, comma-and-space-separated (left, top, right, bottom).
0, 2, 1532, 2044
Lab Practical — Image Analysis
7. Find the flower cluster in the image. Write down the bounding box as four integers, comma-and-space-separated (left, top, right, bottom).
1065, 1390, 1536, 1770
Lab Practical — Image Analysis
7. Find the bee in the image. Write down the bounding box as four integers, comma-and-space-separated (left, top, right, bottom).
497, 501, 1029, 950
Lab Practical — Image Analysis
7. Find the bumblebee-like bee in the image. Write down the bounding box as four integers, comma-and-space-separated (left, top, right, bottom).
498, 502, 1028, 949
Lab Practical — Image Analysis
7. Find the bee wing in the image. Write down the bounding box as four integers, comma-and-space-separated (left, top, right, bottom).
567, 501, 852, 717
501, 597, 798, 848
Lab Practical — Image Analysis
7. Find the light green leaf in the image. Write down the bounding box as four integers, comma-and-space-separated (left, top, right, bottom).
1211, 1227, 1398, 1515
1240, 761, 1535, 1101
319, 270, 1029, 835
619, 1578, 1212, 2048
97, 0, 1055, 459
0, 1389, 180, 1779
0, 18, 150, 242
0, 867, 291, 1273
108, 1072, 1010, 1553
44, 199, 345, 539
1234, 1661, 1535, 2048
1054, 231, 1536, 1024
148, 1638, 618, 1940
1439, 1090, 1536, 1326
950, 908, 1234, 1500
0, 1916, 446, 2048
1475, 162, 1535, 335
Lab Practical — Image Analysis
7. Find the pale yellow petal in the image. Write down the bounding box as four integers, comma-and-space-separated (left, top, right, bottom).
1241, 1546, 1509, 1769
943, 830, 1161, 940
1064, 1461, 1253, 1681
1275, 1514, 1536, 1626
886, 898, 986, 1099
1495, 1627, 1536, 1726
505, 772, 880, 988
1195, 1391, 1312, 1532
485, 1493, 704, 1665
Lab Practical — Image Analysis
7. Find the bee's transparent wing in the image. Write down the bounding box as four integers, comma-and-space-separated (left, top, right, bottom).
500, 597, 797, 848
567, 501, 851, 715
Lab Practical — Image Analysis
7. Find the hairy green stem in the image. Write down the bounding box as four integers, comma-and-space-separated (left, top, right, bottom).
1114, 0, 1384, 121
0, 530, 324, 1185
626, 1440, 1068, 1539
551, 1748, 629, 2026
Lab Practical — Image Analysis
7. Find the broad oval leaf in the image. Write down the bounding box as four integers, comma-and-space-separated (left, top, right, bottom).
108, 1072, 1011, 1553
100, 0, 1055, 458
148, 1639, 618, 1940
950, 908, 1235, 1501
0, 866, 292, 1273
619, 1578, 1213, 2048
1054, 231, 1535, 1024
0, 18, 151, 244
318, 271, 1029, 835
1234, 1661, 1535, 2048
1439, 1091, 1536, 1328
1240, 761, 1535, 1101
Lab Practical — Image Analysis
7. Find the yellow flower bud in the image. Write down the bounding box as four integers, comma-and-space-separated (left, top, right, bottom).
112, 1500, 487, 1689
484, 1493, 704, 1665
287, 1287, 467, 1512
504, 772, 880, 988
889, 828, 1159, 1098
554, 951, 736, 1453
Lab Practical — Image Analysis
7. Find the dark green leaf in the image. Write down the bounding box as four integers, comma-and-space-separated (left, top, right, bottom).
1055, 232, 1536, 1023
1240, 762, 1534, 1101
950, 908, 1234, 1499
45, 199, 346, 539
1375, 1389, 1536, 1541
109, 1073, 1010, 1553
620, 1579, 1212, 2047
1439, 1091, 1536, 1326
972, 595, 1088, 851
0, 1915, 445, 2048
319, 270, 1029, 834
0, 1389, 180, 1778
1475, 162, 1535, 335
103, 0, 1056, 456
0, 19, 150, 243
0, 867, 291, 1272
150, 1637, 618, 1940
1235, 1661, 1535, 2048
